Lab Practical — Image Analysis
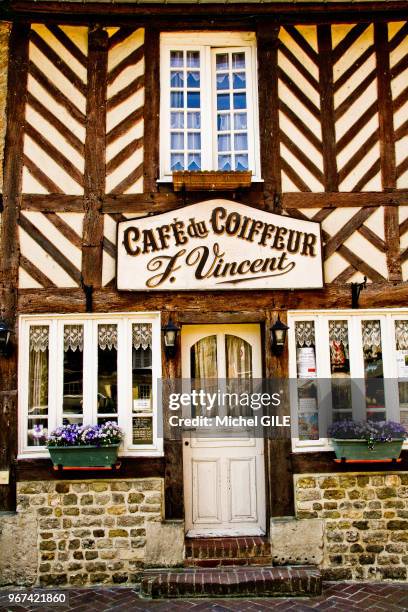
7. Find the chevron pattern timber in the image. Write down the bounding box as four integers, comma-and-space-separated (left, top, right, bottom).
106, 27, 144, 195
286, 206, 388, 283
389, 22, 408, 189
278, 26, 324, 192
22, 24, 87, 195
332, 23, 382, 192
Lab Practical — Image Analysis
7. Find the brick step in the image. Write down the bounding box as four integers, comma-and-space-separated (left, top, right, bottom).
140, 566, 322, 599
185, 555, 272, 568
185, 536, 272, 565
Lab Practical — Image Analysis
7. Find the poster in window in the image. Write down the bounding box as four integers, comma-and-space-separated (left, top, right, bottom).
132, 416, 153, 445
297, 347, 317, 378
397, 350, 408, 378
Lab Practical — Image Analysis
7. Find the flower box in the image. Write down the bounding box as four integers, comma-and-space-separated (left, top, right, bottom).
48, 444, 119, 468
332, 438, 404, 461
173, 170, 252, 191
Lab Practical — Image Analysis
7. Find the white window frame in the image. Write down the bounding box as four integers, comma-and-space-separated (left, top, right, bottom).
288, 308, 408, 453
159, 31, 261, 181
18, 312, 162, 459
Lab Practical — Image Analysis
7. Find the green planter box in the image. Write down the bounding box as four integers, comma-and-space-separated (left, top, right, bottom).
48, 444, 119, 467
332, 439, 404, 461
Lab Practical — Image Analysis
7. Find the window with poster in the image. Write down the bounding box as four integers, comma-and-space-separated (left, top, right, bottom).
288, 310, 408, 452
18, 313, 162, 458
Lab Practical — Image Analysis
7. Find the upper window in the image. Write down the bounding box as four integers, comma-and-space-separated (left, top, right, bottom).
18, 313, 162, 457
160, 32, 261, 180
288, 310, 408, 452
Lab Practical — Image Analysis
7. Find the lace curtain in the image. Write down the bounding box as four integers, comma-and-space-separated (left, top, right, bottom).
98, 324, 118, 351
29, 326, 49, 413
361, 320, 382, 354
132, 324, 152, 350
64, 325, 84, 352
295, 321, 315, 347
395, 321, 408, 350
225, 335, 252, 379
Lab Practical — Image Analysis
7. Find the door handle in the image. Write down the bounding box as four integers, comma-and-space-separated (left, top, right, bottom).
185, 441, 189, 446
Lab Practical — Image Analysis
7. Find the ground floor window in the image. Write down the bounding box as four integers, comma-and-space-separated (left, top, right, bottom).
288, 309, 408, 452
18, 313, 162, 457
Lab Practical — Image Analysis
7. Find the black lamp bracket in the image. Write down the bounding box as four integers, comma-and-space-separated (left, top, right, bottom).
351, 276, 367, 309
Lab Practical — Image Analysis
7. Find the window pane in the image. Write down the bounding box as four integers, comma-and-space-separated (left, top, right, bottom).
97, 324, 118, 422
218, 134, 231, 152
132, 324, 152, 412
171, 132, 184, 150
170, 91, 184, 108
295, 321, 318, 440
234, 113, 247, 129
232, 52, 245, 69
233, 72, 246, 89
171, 153, 184, 171
187, 112, 200, 129
329, 320, 352, 420
395, 320, 408, 427
63, 325, 84, 425
233, 92, 246, 109
188, 153, 201, 171
217, 94, 230, 111
187, 71, 200, 88
191, 336, 218, 379
27, 325, 49, 446
170, 71, 184, 87
171, 112, 184, 129
217, 113, 230, 131
187, 91, 200, 108
235, 154, 248, 171
187, 51, 200, 67
218, 154, 232, 171
216, 73, 229, 90
225, 335, 252, 379
216, 53, 229, 70
361, 320, 385, 421
234, 133, 248, 151
170, 50, 184, 67
188, 132, 201, 150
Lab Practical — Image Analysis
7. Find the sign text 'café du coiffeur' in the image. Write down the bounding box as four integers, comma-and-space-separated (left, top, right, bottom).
117, 200, 323, 291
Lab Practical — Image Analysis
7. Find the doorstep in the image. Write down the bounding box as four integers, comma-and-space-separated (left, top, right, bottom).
140, 565, 322, 598
184, 535, 272, 567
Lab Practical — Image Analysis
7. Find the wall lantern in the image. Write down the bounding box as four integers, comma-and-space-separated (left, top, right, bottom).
270, 315, 289, 356
0, 320, 12, 357
162, 318, 180, 359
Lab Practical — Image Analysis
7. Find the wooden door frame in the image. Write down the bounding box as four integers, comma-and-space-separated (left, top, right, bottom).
163, 309, 294, 532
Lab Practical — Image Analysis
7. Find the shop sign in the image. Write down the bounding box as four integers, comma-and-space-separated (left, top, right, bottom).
117, 200, 323, 291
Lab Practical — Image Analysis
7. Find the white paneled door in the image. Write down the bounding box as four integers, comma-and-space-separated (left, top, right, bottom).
182, 324, 266, 537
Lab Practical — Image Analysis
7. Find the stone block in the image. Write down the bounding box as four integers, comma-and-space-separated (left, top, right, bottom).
270, 517, 324, 565
0, 513, 38, 587
144, 520, 185, 567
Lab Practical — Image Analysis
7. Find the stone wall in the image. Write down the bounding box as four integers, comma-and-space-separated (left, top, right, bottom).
294, 472, 408, 581
14, 478, 164, 587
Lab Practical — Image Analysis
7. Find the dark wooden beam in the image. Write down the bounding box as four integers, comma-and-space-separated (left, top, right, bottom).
257, 24, 281, 211
0, 23, 30, 511
317, 24, 338, 191
143, 27, 160, 193
82, 25, 108, 288
282, 191, 408, 208
16, 280, 408, 314
375, 21, 402, 282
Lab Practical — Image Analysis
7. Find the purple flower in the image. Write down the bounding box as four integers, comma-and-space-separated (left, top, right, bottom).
329, 419, 407, 442
46, 422, 123, 447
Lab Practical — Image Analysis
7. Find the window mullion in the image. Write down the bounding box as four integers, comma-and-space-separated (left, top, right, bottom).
202, 45, 213, 171
81, 320, 95, 425
117, 318, 130, 450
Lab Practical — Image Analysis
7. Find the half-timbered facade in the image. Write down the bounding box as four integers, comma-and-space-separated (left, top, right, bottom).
1, 0, 408, 589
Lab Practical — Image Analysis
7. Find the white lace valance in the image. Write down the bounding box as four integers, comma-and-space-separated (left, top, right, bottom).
64, 325, 84, 352
98, 324, 118, 351
395, 320, 408, 350
29, 326, 49, 352
295, 321, 315, 348
133, 324, 152, 350
361, 320, 382, 354
329, 320, 349, 352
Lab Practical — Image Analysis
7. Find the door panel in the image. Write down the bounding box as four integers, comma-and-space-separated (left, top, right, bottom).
182, 324, 265, 536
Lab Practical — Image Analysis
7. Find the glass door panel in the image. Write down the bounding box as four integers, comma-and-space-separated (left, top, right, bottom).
97, 324, 118, 425
62, 324, 84, 426
361, 319, 386, 421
